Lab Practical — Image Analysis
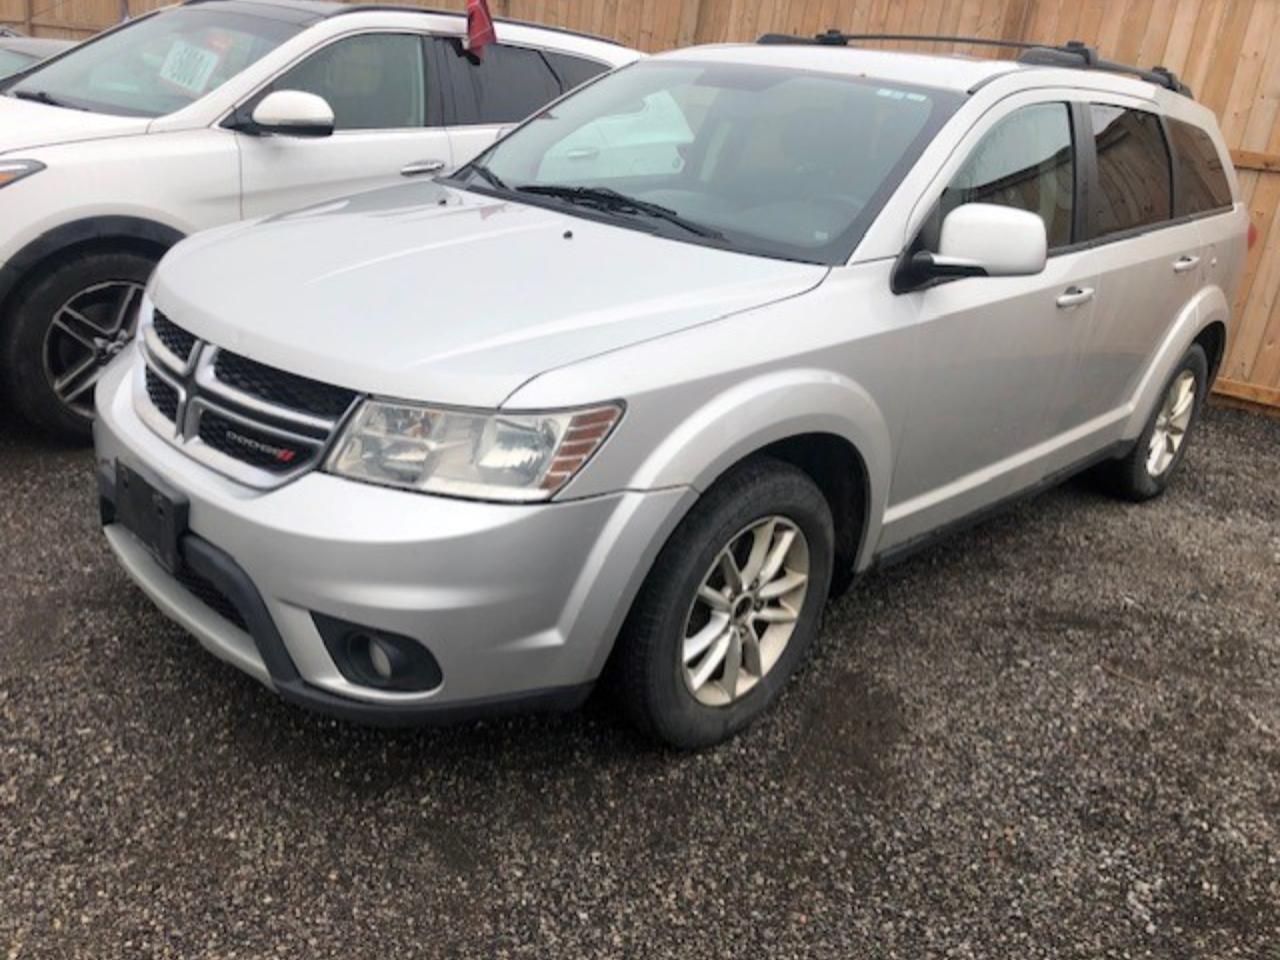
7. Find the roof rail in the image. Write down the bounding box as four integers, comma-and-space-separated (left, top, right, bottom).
756, 30, 1193, 97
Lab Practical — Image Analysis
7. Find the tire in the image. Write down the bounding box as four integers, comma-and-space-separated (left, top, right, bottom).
613, 456, 834, 749
2, 249, 155, 441
1094, 343, 1209, 502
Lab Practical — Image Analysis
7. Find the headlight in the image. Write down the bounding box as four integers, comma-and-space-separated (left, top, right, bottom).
326, 399, 623, 502
0, 160, 44, 189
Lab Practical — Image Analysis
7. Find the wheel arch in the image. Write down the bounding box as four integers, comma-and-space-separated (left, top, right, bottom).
0, 216, 184, 320
1193, 317, 1228, 383
614, 372, 893, 585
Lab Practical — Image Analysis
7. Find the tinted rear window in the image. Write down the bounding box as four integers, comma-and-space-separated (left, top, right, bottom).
1090, 104, 1171, 238
439, 39, 563, 125
543, 50, 609, 91
1168, 118, 1232, 216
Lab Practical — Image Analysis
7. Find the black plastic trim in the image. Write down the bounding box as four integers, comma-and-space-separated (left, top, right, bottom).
872, 439, 1131, 570
0, 216, 184, 316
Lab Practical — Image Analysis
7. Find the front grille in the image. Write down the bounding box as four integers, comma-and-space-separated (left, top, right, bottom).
213, 350, 357, 419
152, 311, 197, 365
144, 367, 179, 422
174, 564, 248, 633
137, 313, 358, 488
197, 410, 314, 472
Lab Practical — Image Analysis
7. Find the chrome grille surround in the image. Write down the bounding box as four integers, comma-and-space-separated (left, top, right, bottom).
134, 309, 360, 490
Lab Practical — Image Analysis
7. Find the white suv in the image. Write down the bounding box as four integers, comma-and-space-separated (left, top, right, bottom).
95, 35, 1246, 748
0, 0, 638, 437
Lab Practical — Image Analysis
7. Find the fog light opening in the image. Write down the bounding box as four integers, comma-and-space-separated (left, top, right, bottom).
367, 636, 394, 681
314, 614, 443, 693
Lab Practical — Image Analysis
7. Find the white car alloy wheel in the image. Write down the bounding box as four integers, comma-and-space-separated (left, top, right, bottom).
681, 516, 811, 707
1146, 369, 1197, 477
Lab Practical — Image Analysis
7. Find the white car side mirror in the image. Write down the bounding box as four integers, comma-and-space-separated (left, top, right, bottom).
930, 203, 1048, 278
249, 90, 335, 138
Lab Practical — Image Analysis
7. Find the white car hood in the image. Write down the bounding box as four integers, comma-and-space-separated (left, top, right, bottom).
0, 95, 151, 153
152, 181, 828, 408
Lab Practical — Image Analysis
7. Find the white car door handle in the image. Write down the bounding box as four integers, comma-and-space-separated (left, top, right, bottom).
1056, 286, 1095, 309
1173, 254, 1201, 273
401, 159, 446, 177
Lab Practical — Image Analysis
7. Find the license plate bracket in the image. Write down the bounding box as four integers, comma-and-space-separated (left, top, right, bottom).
115, 462, 188, 574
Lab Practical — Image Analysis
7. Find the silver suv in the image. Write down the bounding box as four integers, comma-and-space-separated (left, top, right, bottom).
94, 34, 1248, 748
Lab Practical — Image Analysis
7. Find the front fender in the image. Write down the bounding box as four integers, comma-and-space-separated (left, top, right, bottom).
553, 368, 892, 571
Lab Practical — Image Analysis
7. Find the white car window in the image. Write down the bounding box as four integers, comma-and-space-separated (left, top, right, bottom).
267, 33, 426, 131
5, 6, 299, 117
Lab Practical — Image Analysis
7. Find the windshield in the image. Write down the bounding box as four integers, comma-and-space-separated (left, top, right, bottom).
458, 60, 959, 264
0, 48, 36, 80
5, 8, 300, 117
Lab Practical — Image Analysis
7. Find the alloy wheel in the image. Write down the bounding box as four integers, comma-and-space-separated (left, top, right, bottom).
41, 280, 145, 418
681, 516, 811, 707
1147, 369, 1197, 477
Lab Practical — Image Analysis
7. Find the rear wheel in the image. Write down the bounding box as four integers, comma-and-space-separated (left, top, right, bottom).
614, 457, 834, 749
1095, 343, 1209, 501
3, 250, 155, 441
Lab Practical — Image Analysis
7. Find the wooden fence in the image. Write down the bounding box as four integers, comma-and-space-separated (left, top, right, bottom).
4, 0, 1280, 408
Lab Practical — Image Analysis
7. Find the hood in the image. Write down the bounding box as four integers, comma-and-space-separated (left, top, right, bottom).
0, 94, 151, 153
152, 181, 828, 408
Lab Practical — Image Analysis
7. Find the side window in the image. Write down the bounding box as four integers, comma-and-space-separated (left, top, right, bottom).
542, 51, 609, 92
440, 40, 561, 125
1090, 104, 1171, 237
936, 102, 1075, 250
270, 33, 425, 131
1168, 118, 1232, 217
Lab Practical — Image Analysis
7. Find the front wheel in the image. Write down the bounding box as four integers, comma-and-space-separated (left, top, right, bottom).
1094, 343, 1209, 501
2, 250, 155, 441
613, 457, 834, 749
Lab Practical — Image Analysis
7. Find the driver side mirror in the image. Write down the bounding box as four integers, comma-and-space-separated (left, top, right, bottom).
245, 90, 335, 138
897, 203, 1048, 291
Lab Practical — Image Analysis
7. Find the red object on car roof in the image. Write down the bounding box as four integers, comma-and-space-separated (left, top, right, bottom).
467, 0, 496, 59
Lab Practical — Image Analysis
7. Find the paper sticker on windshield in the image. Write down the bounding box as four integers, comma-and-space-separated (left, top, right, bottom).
159, 40, 221, 96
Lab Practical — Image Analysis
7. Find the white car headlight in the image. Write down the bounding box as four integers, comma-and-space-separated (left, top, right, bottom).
325, 399, 623, 502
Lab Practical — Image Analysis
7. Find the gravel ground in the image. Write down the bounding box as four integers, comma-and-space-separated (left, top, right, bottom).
1, 404, 1277, 959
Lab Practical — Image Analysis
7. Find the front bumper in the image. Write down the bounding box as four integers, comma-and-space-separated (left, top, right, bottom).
93, 346, 695, 725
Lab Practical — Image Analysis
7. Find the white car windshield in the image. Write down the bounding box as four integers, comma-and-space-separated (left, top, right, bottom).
460, 60, 959, 264
4, 7, 300, 117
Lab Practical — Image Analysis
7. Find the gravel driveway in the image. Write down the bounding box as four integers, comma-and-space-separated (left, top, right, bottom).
1, 404, 1277, 959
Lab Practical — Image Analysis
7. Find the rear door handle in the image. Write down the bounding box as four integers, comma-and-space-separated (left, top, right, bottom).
401, 159, 446, 177
1056, 286, 1095, 309
1173, 254, 1201, 273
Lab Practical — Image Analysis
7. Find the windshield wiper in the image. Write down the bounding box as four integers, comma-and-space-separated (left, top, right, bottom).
11, 89, 84, 111
467, 162, 509, 192
514, 184, 725, 240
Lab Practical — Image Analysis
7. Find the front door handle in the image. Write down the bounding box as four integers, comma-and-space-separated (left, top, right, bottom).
401, 159, 446, 177
1056, 286, 1095, 309
1173, 254, 1201, 273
